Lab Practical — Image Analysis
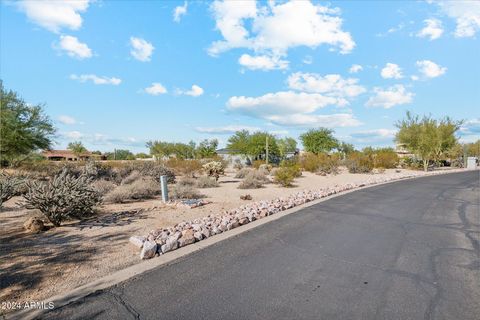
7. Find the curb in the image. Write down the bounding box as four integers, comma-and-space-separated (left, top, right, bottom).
7, 169, 476, 319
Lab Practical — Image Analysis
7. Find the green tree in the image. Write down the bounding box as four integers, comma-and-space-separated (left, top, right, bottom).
196, 139, 218, 158
465, 140, 480, 157
277, 137, 298, 159
146, 140, 195, 159
247, 132, 279, 160
135, 152, 150, 159
395, 112, 462, 171
67, 141, 87, 154
106, 149, 135, 160
0, 81, 55, 166
338, 142, 355, 156
226, 130, 251, 156
300, 128, 339, 154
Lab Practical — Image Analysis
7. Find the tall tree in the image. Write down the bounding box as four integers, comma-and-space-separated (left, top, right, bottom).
300, 128, 339, 154
196, 139, 218, 158
226, 130, 251, 157
0, 81, 55, 166
277, 137, 298, 159
67, 141, 87, 154
395, 112, 462, 171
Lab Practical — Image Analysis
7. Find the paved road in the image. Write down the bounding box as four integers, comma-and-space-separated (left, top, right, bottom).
42, 171, 479, 320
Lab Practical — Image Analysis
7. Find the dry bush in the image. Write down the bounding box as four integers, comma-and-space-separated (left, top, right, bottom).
202, 161, 224, 181
138, 162, 176, 183
121, 170, 142, 185
274, 167, 297, 187
23, 170, 101, 226
279, 160, 302, 177
0, 172, 24, 207
238, 170, 269, 189
170, 184, 204, 199
252, 160, 265, 169
196, 176, 219, 188
374, 150, 399, 168
91, 179, 117, 196
177, 177, 196, 187
104, 177, 160, 203
247, 169, 270, 183
300, 153, 321, 172
166, 158, 203, 177
233, 159, 244, 170
235, 168, 252, 179
346, 152, 374, 173
317, 153, 340, 175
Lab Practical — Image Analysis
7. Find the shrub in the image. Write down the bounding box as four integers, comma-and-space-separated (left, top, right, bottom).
346, 152, 374, 173
300, 152, 321, 172
166, 158, 203, 177
91, 179, 117, 196
274, 167, 296, 187
104, 177, 160, 203
170, 184, 204, 199
374, 149, 399, 168
196, 176, 219, 188
121, 170, 142, 185
247, 169, 270, 183
23, 170, 101, 226
279, 160, 302, 177
238, 170, 269, 189
235, 168, 252, 179
0, 172, 23, 207
252, 160, 265, 169
202, 161, 224, 181
259, 163, 273, 172
233, 159, 244, 170
317, 153, 340, 175
138, 162, 176, 183
177, 177, 196, 187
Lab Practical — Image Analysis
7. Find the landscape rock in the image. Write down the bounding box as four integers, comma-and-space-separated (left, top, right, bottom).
140, 240, 157, 259
178, 229, 195, 247
23, 217, 46, 233
129, 236, 146, 249
161, 236, 179, 253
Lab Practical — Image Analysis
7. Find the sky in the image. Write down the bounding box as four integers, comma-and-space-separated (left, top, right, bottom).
1, 0, 479, 153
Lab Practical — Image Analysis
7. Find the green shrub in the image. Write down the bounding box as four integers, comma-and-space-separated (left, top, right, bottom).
346, 152, 374, 173
300, 152, 321, 172
196, 176, 219, 188
23, 170, 101, 226
373, 148, 399, 168
273, 167, 296, 187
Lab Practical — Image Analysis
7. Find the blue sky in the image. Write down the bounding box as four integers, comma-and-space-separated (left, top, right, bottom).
1, 0, 479, 153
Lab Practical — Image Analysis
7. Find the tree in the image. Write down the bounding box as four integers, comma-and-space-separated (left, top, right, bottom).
227, 130, 280, 161
338, 142, 355, 156
135, 152, 150, 159
395, 112, 462, 171
196, 139, 218, 158
0, 81, 55, 166
67, 141, 87, 154
465, 140, 480, 157
300, 128, 339, 154
277, 137, 297, 159
106, 149, 135, 160
146, 140, 195, 159
226, 130, 251, 156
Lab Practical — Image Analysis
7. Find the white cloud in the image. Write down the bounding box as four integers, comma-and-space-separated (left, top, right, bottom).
238, 54, 288, 71
178, 84, 204, 97
287, 72, 366, 101
70, 74, 121, 85
460, 118, 480, 135
63, 131, 83, 139
173, 2, 188, 22
434, 1, 480, 38
17, 0, 90, 33
58, 35, 92, 59
380, 63, 403, 79
411, 75, 420, 81
417, 18, 444, 40
130, 37, 154, 62
195, 125, 261, 134
351, 129, 397, 139
266, 113, 362, 127
144, 83, 167, 95
58, 115, 77, 125
416, 60, 447, 78
209, 1, 355, 67
349, 64, 363, 73
365, 85, 414, 109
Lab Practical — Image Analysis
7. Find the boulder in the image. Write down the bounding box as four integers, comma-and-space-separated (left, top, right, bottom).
23, 217, 46, 233
161, 236, 179, 253
129, 236, 146, 249
178, 229, 195, 247
140, 240, 157, 259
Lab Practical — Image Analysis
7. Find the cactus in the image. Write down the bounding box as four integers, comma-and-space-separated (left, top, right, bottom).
23, 169, 101, 227
202, 161, 224, 181
0, 172, 23, 207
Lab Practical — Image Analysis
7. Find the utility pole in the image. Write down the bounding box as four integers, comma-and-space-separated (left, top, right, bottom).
265, 135, 269, 164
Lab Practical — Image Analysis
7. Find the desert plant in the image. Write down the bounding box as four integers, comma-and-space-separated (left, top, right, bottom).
22, 170, 101, 226
373, 148, 399, 168
279, 160, 302, 177
138, 162, 176, 183
177, 177, 196, 187
90, 179, 117, 196
170, 184, 204, 199
238, 170, 269, 189
346, 152, 374, 173
166, 158, 203, 177
235, 168, 252, 179
300, 152, 321, 172
202, 161, 224, 181
121, 170, 142, 185
252, 160, 266, 169
317, 153, 340, 175
274, 167, 296, 187
0, 172, 23, 207
196, 176, 219, 188
104, 177, 159, 203
233, 159, 244, 170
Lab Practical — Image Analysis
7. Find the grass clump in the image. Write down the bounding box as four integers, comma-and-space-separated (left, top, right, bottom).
104, 177, 160, 203
170, 184, 204, 199
238, 169, 269, 189
196, 176, 219, 188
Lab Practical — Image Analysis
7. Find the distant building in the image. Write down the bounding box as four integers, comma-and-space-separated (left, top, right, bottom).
43, 150, 95, 161
395, 144, 415, 158
216, 148, 249, 165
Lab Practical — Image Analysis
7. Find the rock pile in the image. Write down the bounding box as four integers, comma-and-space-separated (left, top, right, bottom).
131, 168, 467, 259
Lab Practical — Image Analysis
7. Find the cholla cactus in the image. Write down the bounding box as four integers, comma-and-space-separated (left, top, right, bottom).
0, 172, 23, 207
23, 169, 101, 226
202, 161, 224, 181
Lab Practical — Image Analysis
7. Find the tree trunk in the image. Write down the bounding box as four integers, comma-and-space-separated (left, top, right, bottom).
423, 159, 428, 172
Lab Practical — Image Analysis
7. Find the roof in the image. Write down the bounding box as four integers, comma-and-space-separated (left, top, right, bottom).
43, 150, 92, 157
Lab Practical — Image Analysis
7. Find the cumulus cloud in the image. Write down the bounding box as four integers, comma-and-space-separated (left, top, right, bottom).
349, 64, 363, 73
351, 129, 397, 139
365, 85, 413, 109
195, 125, 261, 134
434, 1, 480, 38
58, 115, 77, 125
287, 72, 366, 101
130, 37, 154, 62
17, 0, 90, 33
209, 0, 355, 68
417, 18, 444, 40
416, 60, 447, 78
70, 74, 121, 85
57, 35, 92, 59
177, 85, 204, 97
380, 63, 403, 79
238, 54, 288, 71
62, 130, 84, 139
266, 113, 361, 127
173, 2, 188, 22
144, 83, 167, 95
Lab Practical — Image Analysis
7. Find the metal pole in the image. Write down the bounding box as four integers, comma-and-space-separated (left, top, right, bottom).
160, 175, 169, 203
266, 136, 269, 164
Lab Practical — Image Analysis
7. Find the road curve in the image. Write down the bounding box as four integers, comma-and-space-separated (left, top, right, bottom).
42, 171, 479, 320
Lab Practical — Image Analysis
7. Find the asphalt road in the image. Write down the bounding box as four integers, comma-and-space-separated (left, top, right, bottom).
42, 171, 479, 320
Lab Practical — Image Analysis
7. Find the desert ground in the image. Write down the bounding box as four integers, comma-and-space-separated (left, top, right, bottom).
0, 168, 443, 306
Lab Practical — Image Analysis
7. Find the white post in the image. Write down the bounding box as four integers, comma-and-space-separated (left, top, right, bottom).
160, 175, 169, 202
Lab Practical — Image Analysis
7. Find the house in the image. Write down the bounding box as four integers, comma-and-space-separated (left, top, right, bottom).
43, 150, 94, 161
216, 148, 249, 165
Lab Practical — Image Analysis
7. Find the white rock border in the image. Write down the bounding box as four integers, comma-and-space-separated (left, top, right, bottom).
132, 168, 470, 259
